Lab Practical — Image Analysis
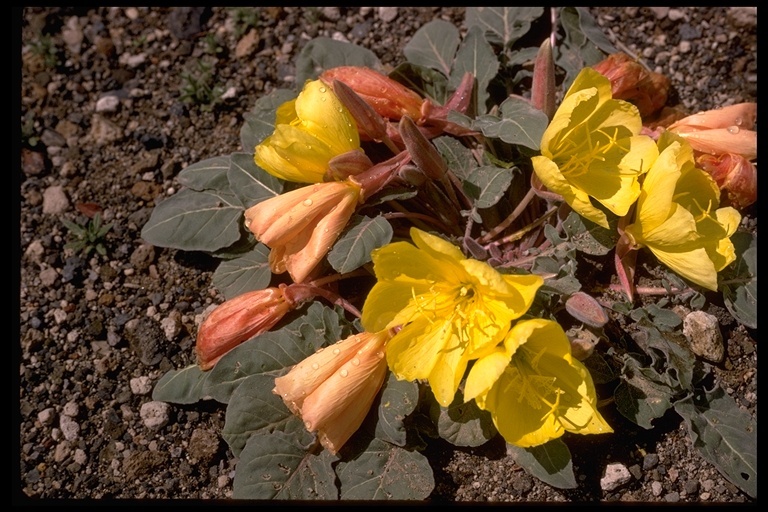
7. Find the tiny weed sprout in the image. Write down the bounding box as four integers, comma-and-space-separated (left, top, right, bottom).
62, 213, 113, 258
142, 7, 756, 501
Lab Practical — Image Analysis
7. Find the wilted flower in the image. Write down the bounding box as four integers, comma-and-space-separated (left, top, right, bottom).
254, 79, 364, 183
464, 319, 612, 448
244, 180, 362, 283
592, 52, 671, 119
623, 133, 741, 291
320, 66, 425, 122
273, 330, 391, 455
666, 102, 757, 160
696, 152, 756, 209
196, 286, 296, 370
361, 227, 543, 407
531, 67, 658, 228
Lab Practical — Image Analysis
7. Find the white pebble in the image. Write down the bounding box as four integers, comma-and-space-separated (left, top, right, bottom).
140, 401, 171, 430
130, 376, 153, 395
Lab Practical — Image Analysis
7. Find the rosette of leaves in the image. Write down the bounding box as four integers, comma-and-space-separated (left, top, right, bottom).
142, 7, 756, 500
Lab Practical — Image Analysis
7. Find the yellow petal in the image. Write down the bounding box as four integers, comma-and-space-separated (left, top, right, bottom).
650, 245, 718, 290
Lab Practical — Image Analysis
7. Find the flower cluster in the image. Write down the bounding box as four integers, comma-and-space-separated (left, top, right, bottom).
189, 53, 752, 456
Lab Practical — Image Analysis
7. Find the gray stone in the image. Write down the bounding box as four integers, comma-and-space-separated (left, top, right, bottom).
683, 311, 724, 362
600, 463, 632, 491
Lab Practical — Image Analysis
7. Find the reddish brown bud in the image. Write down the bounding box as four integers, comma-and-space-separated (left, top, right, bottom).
696, 153, 757, 209
592, 52, 670, 119
196, 287, 295, 370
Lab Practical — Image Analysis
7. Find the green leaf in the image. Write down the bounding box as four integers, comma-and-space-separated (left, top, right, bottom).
240, 88, 296, 153
232, 430, 338, 499
222, 374, 305, 455
450, 25, 499, 113
675, 384, 756, 498
211, 243, 272, 300
507, 438, 577, 489
228, 152, 283, 208
475, 96, 548, 150
336, 438, 435, 500
434, 136, 477, 181
429, 389, 496, 447
562, 211, 618, 256
177, 155, 231, 191
327, 215, 393, 274
614, 355, 676, 429
375, 375, 419, 447
720, 231, 757, 329
151, 365, 211, 404
403, 19, 460, 76
462, 165, 514, 209
465, 7, 544, 48
631, 322, 694, 389
388, 62, 449, 104
295, 37, 381, 85
140, 187, 244, 252
557, 7, 616, 89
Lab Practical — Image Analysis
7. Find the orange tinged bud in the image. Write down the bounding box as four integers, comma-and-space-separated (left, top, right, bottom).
196, 286, 295, 371
667, 103, 757, 160
321, 66, 424, 121
244, 180, 362, 283
273, 330, 391, 454
696, 153, 757, 209
592, 52, 670, 118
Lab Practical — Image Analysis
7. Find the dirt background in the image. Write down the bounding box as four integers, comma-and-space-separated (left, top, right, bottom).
17, 6, 756, 503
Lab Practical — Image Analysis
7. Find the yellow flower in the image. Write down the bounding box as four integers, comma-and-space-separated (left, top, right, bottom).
464, 319, 612, 448
531, 67, 658, 228
254, 79, 362, 183
361, 227, 543, 407
196, 286, 295, 370
244, 180, 362, 283
273, 330, 391, 455
624, 133, 741, 290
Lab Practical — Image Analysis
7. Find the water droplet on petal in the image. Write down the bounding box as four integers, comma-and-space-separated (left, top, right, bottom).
311, 362, 319, 370
351, 358, 360, 366
375, 351, 384, 359
305, 421, 313, 430
303, 199, 313, 206
735, 116, 744, 126
340, 369, 348, 377
332, 348, 340, 355
319, 86, 326, 93
727, 125, 740, 134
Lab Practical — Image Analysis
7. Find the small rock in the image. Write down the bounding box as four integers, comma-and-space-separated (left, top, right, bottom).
89, 114, 124, 145
42, 185, 70, 214
651, 481, 663, 497
234, 29, 259, 59
61, 16, 84, 54
161, 312, 183, 341
54, 441, 72, 462
129, 376, 153, 395
139, 401, 171, 430
95, 95, 120, 113
378, 7, 398, 22
59, 415, 80, 441
188, 428, 220, 463
24, 240, 45, 265
37, 407, 56, 426
22, 148, 48, 176
41, 128, 67, 147
39, 267, 59, 287
683, 311, 724, 362
649, 7, 669, 19
667, 9, 686, 21
600, 463, 632, 491
321, 7, 341, 21
130, 243, 156, 271
62, 401, 79, 417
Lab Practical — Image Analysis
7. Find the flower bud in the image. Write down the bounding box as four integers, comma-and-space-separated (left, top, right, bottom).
320, 66, 424, 121
666, 103, 757, 160
592, 52, 670, 119
196, 286, 295, 371
274, 330, 391, 454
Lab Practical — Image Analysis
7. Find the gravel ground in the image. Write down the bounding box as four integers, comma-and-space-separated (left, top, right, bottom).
17, 7, 756, 503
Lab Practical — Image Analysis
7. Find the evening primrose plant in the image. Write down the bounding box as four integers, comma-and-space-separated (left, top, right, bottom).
142, 8, 756, 500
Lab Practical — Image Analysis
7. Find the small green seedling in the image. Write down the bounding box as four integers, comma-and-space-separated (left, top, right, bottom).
62, 213, 113, 257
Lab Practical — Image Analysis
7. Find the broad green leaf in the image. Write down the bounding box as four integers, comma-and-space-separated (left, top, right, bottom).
462, 165, 514, 209
506, 438, 577, 489
375, 375, 419, 447
177, 155, 231, 191
403, 19, 459, 76
582, 352, 616, 385
434, 135, 477, 181
429, 389, 496, 447
151, 365, 211, 404
630, 322, 693, 389
465, 7, 544, 48
240, 88, 296, 153
388, 62, 449, 104
140, 187, 243, 252
562, 211, 618, 256
233, 430, 338, 499
336, 438, 435, 500
720, 231, 757, 329
222, 374, 304, 455
211, 243, 272, 300
229, 152, 283, 208
327, 215, 393, 274
475, 96, 548, 150
450, 25, 499, 113
557, 7, 616, 89
675, 384, 757, 498
614, 355, 676, 429
295, 37, 381, 85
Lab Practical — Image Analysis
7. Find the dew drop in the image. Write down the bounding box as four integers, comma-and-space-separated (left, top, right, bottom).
319, 86, 327, 93
311, 362, 319, 370
303, 199, 314, 206
338, 107, 344, 113
727, 125, 740, 134
375, 351, 384, 359
332, 348, 340, 355
321, 96, 326, 102
735, 116, 744, 126
340, 369, 349, 377
351, 358, 360, 366
244, 218, 251, 227
305, 421, 313, 430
